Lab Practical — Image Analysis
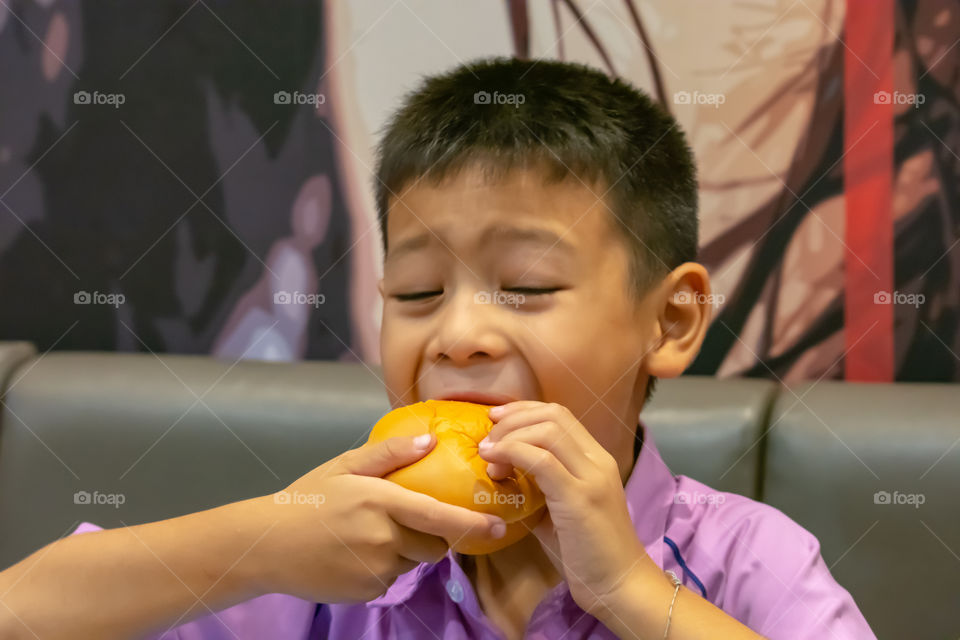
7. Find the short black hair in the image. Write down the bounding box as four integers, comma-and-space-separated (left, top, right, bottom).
374, 56, 699, 404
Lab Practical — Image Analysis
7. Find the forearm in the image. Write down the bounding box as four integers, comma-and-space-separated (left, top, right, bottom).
593, 555, 766, 640
0, 496, 275, 640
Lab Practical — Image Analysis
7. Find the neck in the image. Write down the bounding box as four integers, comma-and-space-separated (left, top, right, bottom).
463, 531, 564, 615
491, 531, 561, 581
461, 424, 643, 630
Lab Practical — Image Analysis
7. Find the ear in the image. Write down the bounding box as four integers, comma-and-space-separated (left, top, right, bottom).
643, 262, 713, 379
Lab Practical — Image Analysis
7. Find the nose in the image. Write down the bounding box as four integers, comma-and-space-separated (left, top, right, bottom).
430, 288, 509, 364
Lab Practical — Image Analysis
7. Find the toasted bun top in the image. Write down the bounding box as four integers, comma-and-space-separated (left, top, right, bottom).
367, 400, 545, 523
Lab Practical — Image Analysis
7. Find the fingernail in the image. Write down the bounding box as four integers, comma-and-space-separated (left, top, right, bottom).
489, 405, 505, 418
478, 437, 493, 451
412, 433, 431, 449
491, 522, 506, 538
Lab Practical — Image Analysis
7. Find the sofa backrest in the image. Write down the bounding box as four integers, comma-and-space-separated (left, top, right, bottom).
765, 380, 960, 638
0, 342, 773, 565
0, 341, 956, 638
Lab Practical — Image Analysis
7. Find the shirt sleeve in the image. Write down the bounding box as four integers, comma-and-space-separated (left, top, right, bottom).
67, 522, 322, 640
705, 502, 877, 640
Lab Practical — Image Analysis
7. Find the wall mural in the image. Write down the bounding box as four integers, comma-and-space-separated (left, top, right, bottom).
1, 0, 957, 384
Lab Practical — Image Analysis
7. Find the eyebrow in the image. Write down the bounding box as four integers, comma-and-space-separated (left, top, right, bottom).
387, 225, 574, 261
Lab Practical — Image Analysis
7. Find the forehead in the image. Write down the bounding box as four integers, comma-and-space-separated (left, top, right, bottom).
384, 165, 617, 261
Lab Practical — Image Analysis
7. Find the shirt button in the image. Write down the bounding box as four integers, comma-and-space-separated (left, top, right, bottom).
445, 578, 465, 603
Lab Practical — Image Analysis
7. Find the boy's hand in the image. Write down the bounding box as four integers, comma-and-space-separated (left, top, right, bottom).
478, 401, 648, 617
253, 433, 507, 604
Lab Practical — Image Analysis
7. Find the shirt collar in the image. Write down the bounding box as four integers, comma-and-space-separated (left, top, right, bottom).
622, 420, 676, 568
366, 559, 433, 607
367, 420, 677, 607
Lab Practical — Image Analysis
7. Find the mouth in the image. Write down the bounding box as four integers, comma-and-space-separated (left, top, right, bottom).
435, 391, 519, 406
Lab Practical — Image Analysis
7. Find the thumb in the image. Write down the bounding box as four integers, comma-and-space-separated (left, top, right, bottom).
341, 433, 435, 478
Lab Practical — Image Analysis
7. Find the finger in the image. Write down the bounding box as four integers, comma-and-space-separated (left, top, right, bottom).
477, 438, 573, 499
489, 404, 599, 461
481, 420, 593, 480
383, 484, 507, 546
485, 460, 515, 481
486, 404, 565, 480
488, 400, 547, 419
394, 524, 450, 564
486, 402, 551, 477
339, 434, 435, 478
489, 404, 593, 449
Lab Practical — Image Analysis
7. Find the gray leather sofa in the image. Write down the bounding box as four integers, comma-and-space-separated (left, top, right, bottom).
0, 340, 956, 638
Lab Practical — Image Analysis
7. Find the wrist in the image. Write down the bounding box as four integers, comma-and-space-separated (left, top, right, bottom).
212, 495, 284, 598
591, 554, 677, 638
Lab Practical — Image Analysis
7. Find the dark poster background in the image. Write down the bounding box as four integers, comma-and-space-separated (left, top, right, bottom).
1, 0, 958, 384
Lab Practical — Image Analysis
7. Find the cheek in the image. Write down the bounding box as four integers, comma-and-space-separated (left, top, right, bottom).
379, 318, 425, 407
514, 323, 602, 411
514, 305, 625, 386
517, 313, 643, 437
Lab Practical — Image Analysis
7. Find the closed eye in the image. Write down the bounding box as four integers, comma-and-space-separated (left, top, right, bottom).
392, 287, 561, 301
392, 290, 442, 301
502, 287, 562, 295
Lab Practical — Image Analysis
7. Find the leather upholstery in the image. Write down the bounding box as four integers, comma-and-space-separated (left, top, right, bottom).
0, 342, 955, 638
765, 381, 960, 638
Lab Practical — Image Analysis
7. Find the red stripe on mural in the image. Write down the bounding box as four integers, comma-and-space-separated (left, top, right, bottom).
843, 0, 895, 381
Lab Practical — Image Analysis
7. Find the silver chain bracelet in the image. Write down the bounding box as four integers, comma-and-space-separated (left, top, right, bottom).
663, 570, 682, 639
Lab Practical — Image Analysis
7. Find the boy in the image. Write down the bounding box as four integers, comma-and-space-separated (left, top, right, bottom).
0, 57, 875, 639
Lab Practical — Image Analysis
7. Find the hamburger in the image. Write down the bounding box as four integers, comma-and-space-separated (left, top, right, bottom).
366, 399, 546, 554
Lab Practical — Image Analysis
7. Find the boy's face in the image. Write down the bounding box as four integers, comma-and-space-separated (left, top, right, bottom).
378, 165, 665, 479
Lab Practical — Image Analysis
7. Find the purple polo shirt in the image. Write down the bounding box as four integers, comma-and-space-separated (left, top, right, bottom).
69, 425, 875, 639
